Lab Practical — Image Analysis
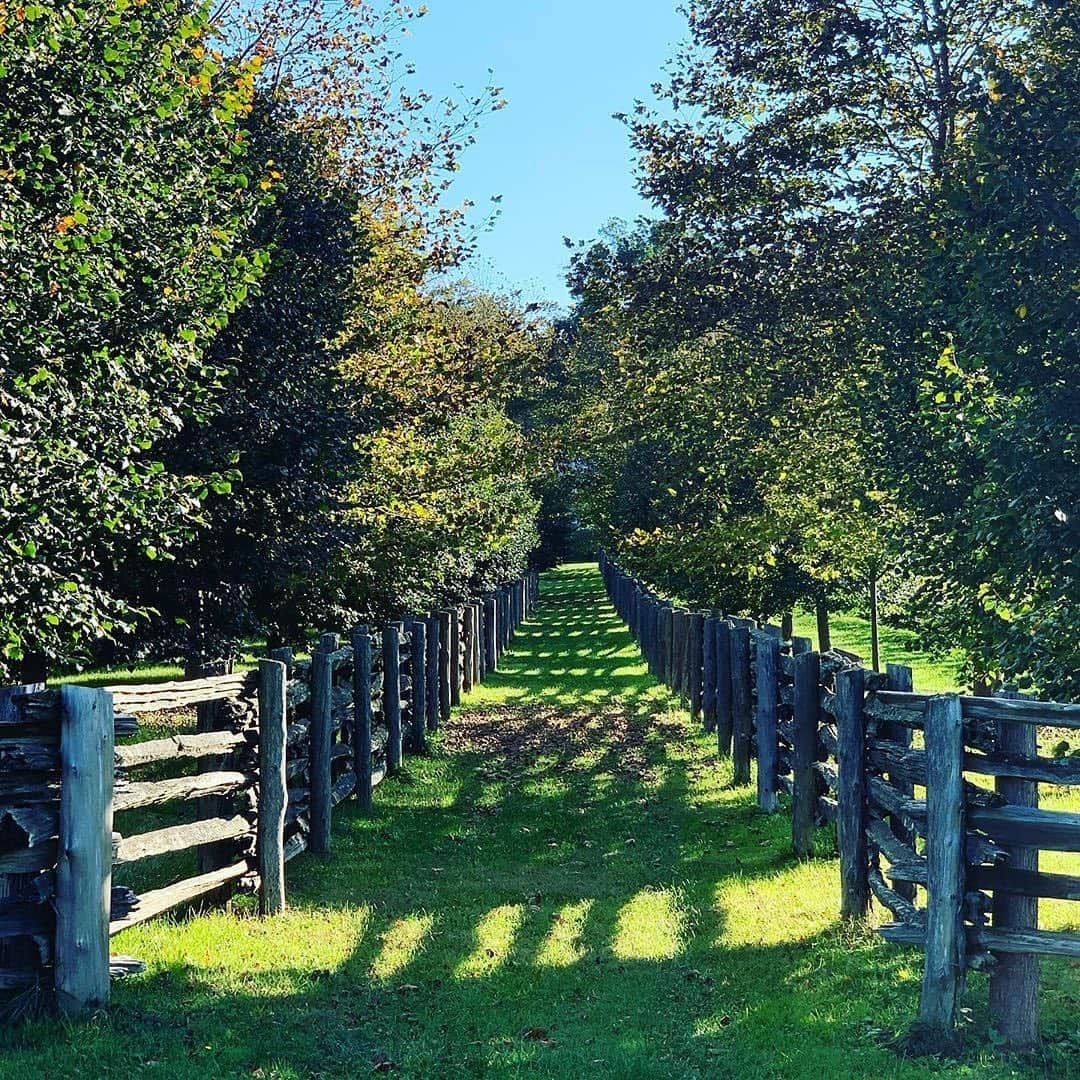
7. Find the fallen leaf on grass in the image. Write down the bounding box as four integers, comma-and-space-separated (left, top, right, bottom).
522, 1027, 555, 1047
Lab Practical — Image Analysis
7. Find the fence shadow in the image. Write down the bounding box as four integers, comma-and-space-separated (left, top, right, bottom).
1, 564, 1067, 1079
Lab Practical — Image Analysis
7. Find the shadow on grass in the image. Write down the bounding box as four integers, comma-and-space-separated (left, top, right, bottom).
1, 565, 1073, 1079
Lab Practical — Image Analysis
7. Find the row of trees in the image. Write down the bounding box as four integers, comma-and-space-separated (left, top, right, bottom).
540, 0, 1079, 697
0, 0, 545, 678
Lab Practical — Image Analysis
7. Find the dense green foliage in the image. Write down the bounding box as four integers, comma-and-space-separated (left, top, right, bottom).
0, 0, 542, 678
545, 1, 1079, 696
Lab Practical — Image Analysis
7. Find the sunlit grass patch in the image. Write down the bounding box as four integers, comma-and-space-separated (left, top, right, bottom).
535, 900, 595, 968
455, 903, 528, 978
612, 887, 688, 961
370, 913, 436, 981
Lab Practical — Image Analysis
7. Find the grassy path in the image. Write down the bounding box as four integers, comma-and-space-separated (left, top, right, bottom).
3, 564, 1080, 1077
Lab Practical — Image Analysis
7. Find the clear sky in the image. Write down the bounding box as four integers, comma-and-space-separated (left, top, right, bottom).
400, 1, 688, 309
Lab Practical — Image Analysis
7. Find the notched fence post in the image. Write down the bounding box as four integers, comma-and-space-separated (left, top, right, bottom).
755, 633, 780, 813
915, 694, 965, 1053
56, 685, 114, 1017
730, 626, 752, 786
791, 650, 820, 858
352, 626, 374, 812
835, 667, 869, 920
257, 659, 288, 916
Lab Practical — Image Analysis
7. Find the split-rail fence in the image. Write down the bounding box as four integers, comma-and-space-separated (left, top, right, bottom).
0, 572, 538, 1017
601, 551, 1080, 1050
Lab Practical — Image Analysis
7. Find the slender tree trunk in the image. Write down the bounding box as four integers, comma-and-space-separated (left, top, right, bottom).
815, 594, 831, 654
869, 576, 880, 672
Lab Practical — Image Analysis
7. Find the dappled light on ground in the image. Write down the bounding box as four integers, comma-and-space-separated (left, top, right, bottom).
4, 565, 1078, 1079
370, 913, 436, 982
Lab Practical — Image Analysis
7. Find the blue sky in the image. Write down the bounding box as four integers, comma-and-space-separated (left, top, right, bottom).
400, 1, 688, 308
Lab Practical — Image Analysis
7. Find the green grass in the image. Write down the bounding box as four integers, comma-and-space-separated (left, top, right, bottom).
791, 610, 963, 693
5, 563, 1080, 1078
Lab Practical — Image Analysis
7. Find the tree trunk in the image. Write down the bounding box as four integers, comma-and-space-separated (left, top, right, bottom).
869, 577, 880, 672
815, 594, 831, 653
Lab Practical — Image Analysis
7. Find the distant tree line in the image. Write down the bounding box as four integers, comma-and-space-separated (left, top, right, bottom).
0, 0, 547, 679
536, 1, 1079, 697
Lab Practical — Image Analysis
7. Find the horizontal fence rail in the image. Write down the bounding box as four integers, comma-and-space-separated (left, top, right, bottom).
599, 551, 1080, 1050
0, 571, 539, 1017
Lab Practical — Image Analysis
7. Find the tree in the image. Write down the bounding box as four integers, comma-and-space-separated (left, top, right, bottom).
0, 0, 267, 678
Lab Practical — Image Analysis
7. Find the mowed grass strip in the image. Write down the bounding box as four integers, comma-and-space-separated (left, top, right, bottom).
3, 564, 1079, 1078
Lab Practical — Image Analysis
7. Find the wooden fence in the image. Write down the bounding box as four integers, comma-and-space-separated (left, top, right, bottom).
0, 572, 539, 1018
600, 551, 1080, 1050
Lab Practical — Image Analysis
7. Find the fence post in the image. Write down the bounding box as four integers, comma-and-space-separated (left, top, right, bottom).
715, 620, 733, 756
425, 614, 441, 731
688, 613, 704, 720
835, 667, 869, 920
309, 633, 336, 855
484, 595, 497, 673
919, 694, 965, 1049
410, 619, 428, 754
731, 626, 752, 785
659, 605, 673, 689
475, 601, 486, 682
792, 650, 820, 857
449, 607, 462, 707
352, 627, 374, 811
884, 663, 917, 902
755, 633, 780, 813
383, 624, 403, 775
55, 685, 114, 1016
257, 658, 288, 916
989, 698, 1039, 1047
462, 604, 475, 694
702, 616, 717, 732
438, 610, 452, 722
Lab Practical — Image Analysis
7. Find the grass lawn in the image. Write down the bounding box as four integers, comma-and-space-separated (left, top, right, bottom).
791, 610, 963, 694
4, 563, 1080, 1078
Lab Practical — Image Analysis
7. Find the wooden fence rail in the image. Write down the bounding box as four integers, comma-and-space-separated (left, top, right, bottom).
599, 551, 1080, 1051
0, 571, 539, 1017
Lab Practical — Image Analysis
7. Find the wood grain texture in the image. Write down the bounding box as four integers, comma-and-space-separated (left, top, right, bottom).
257, 660, 288, 916
835, 668, 869, 921
918, 694, 965, 1041
56, 685, 114, 1016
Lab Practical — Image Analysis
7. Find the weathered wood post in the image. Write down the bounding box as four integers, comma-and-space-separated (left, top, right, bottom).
462, 604, 476, 694
425, 614, 441, 731
702, 616, 718, 732
715, 619, 733, 757
484, 595, 497, 673
352, 627, 374, 811
309, 632, 337, 855
792, 650, 820, 858
918, 694, 965, 1049
257, 658, 288, 916
755, 632, 780, 812
659, 605, 673, 689
688, 612, 705, 721
990, 696, 1039, 1047
884, 663, 916, 902
475, 600, 486, 682
56, 685, 114, 1016
731, 626, 752, 785
437, 610, 452, 722
383, 623, 403, 775
835, 667, 869, 920
410, 619, 428, 754
449, 607, 462, 707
